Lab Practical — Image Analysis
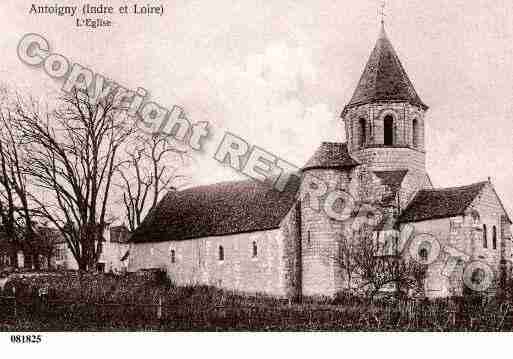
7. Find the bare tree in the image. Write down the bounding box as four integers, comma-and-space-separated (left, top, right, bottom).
354, 225, 426, 301
330, 224, 427, 301
117, 132, 187, 232
0, 102, 38, 267
14, 89, 134, 271
331, 232, 360, 295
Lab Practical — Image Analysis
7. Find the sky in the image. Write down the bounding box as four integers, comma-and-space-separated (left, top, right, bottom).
0, 0, 512, 214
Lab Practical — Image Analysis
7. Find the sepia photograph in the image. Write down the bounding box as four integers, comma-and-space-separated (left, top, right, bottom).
1, 1, 513, 349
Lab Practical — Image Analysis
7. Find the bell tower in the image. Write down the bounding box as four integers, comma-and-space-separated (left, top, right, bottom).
341, 24, 432, 206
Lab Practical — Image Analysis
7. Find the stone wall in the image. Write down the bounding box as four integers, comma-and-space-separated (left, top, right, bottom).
350, 145, 431, 210
403, 217, 460, 298
352, 147, 425, 174
344, 103, 425, 152
343, 101, 429, 207
128, 229, 289, 297
470, 183, 512, 267
299, 168, 357, 297
101, 241, 129, 273
399, 182, 512, 298
280, 201, 303, 300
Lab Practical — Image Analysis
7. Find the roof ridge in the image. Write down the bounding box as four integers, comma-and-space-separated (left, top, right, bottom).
419, 181, 487, 192
373, 169, 408, 174
320, 141, 346, 145
174, 178, 263, 192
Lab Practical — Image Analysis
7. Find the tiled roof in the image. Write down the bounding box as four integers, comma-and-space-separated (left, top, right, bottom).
397, 182, 487, 223
130, 177, 300, 243
343, 25, 428, 115
302, 142, 360, 171
374, 170, 408, 205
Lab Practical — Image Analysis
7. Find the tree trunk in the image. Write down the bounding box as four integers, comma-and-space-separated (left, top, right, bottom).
9, 246, 19, 268
77, 257, 88, 271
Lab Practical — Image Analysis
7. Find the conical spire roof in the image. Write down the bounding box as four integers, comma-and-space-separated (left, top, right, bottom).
302, 142, 360, 171
343, 25, 428, 115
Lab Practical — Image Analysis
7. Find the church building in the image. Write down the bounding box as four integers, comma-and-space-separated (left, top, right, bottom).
128, 24, 512, 299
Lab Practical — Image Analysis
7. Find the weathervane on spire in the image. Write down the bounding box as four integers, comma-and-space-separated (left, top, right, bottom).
379, 0, 386, 26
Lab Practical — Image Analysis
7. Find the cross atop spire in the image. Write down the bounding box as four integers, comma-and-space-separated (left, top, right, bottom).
379, 0, 386, 26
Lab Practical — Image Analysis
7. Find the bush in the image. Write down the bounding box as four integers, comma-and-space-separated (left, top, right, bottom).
3, 272, 513, 331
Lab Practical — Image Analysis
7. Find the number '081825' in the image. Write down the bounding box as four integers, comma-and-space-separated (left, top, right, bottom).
10, 335, 42, 344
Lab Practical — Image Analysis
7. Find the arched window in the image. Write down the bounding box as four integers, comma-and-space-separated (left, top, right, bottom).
384, 115, 394, 146
218, 245, 224, 261
412, 119, 419, 147
252, 241, 258, 258
483, 224, 488, 248
419, 247, 428, 262
471, 268, 485, 285
359, 118, 366, 147
493, 225, 497, 250
170, 249, 176, 263
471, 210, 480, 225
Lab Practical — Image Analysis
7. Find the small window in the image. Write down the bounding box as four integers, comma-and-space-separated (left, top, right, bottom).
96, 262, 105, 273
252, 241, 258, 258
359, 118, 366, 147
450, 219, 461, 234
218, 245, 224, 261
471, 268, 485, 285
384, 115, 394, 146
419, 247, 428, 262
483, 224, 488, 248
412, 119, 419, 147
471, 211, 480, 224
170, 249, 176, 263
493, 226, 497, 250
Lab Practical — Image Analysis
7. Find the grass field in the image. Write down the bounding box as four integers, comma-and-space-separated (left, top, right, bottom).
0, 271, 512, 331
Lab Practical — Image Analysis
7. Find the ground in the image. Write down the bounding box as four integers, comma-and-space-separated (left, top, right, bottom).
1, 270, 513, 331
